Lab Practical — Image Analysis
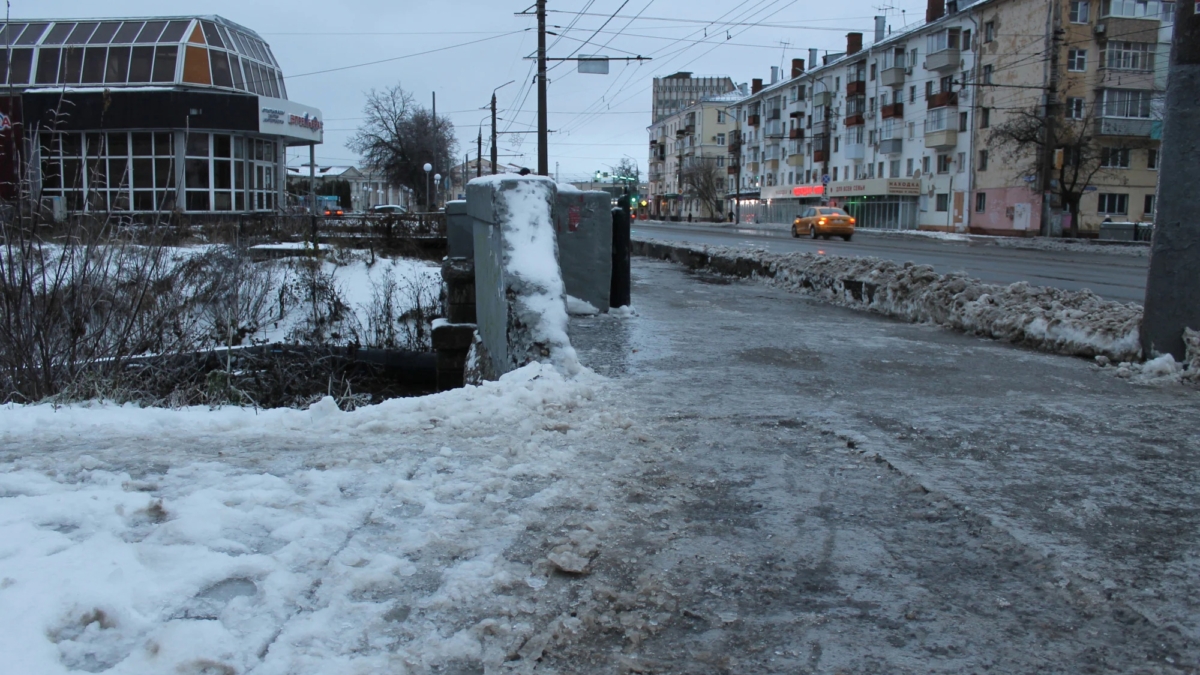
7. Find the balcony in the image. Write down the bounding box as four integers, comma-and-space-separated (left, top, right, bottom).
812, 91, 832, 107
844, 113, 865, 127
813, 149, 828, 163
881, 102, 904, 119
727, 165, 739, 175
926, 91, 958, 109
881, 66, 906, 88
879, 138, 903, 154
769, 109, 782, 120
685, 124, 695, 134
747, 161, 760, 173
765, 119, 784, 138
1094, 117, 1154, 137
747, 114, 761, 127
786, 153, 805, 167
789, 128, 804, 140
924, 127, 958, 149
925, 47, 960, 72
847, 79, 867, 96
844, 142, 866, 160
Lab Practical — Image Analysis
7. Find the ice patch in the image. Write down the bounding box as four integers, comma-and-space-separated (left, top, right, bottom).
566, 295, 600, 316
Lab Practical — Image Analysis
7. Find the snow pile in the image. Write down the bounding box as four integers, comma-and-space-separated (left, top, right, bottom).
1094, 330, 1200, 383
983, 236, 1150, 257
634, 239, 1144, 361
497, 178, 580, 375
565, 295, 600, 316
0, 363, 632, 674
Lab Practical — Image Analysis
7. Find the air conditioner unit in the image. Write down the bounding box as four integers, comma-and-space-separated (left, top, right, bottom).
1094, 22, 1106, 34
905, 66, 914, 74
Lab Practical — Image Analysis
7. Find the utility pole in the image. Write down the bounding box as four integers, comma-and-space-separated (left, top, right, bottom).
308, 144, 317, 250
477, 128, 483, 178
432, 90, 438, 181
491, 93, 499, 175
537, 0, 549, 176
1039, 0, 1062, 237
1141, 2, 1200, 360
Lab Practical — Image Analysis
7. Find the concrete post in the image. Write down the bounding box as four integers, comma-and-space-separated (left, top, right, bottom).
610, 204, 632, 308
466, 175, 575, 378
444, 199, 473, 259
553, 187, 612, 312
1140, 3, 1200, 360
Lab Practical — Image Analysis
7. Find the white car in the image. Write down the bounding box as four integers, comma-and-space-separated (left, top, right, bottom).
370, 204, 407, 215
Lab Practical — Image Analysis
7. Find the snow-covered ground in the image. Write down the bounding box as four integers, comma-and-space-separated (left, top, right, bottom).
0, 363, 642, 674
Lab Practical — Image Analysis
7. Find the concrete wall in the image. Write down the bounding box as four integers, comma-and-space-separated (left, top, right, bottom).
553, 188, 613, 312
445, 200, 473, 258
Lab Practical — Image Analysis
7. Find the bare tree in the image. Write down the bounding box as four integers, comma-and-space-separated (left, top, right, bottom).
347, 84, 457, 210
680, 158, 725, 220
989, 99, 1140, 238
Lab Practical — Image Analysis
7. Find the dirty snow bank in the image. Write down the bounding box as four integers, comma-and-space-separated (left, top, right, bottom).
0, 362, 635, 674
634, 239, 1144, 361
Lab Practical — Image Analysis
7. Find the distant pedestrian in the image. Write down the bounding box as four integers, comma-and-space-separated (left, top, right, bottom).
687, 212, 693, 223
728, 211, 734, 222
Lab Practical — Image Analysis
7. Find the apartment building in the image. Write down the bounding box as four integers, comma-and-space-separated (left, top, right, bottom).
651, 72, 737, 123
726, 0, 986, 230
647, 91, 740, 221
972, 0, 1172, 235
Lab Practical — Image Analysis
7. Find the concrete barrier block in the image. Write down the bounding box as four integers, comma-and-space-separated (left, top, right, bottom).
445, 200, 473, 258
553, 187, 612, 312
467, 175, 577, 378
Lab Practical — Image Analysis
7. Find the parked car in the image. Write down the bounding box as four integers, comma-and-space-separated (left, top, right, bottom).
370, 204, 407, 215
322, 205, 345, 217
793, 206, 856, 241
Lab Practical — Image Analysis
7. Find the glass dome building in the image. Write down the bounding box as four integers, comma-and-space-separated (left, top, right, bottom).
0, 15, 323, 214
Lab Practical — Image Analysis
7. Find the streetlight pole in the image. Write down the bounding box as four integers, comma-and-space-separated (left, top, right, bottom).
536, 0, 549, 176
423, 162, 432, 212
489, 80, 514, 175
434, 173, 442, 209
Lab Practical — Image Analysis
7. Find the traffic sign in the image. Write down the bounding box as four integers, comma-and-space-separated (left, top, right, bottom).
821, 174, 831, 185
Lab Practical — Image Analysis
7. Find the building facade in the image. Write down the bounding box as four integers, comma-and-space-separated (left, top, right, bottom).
972, 0, 1172, 235
647, 92, 740, 221
652, 72, 736, 123
0, 15, 322, 216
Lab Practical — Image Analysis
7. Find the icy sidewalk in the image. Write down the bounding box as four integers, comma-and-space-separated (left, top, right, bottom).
0, 364, 642, 674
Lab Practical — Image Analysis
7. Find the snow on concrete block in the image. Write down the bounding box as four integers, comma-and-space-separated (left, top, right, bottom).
467, 175, 579, 378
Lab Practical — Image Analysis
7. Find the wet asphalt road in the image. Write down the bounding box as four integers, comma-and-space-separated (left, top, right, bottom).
559, 258, 1200, 674
632, 221, 1150, 303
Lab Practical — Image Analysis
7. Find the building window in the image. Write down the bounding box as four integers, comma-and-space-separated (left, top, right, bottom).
1147, 148, 1159, 169
1097, 192, 1128, 214
1144, 194, 1155, 217
979, 149, 989, 170
890, 159, 901, 177
975, 192, 987, 212
959, 112, 969, 132
910, 85, 916, 103
1068, 49, 1088, 71
957, 152, 966, 172
1070, 0, 1091, 22
1101, 147, 1130, 167
1067, 97, 1086, 118
908, 121, 915, 138
925, 81, 934, 98
937, 154, 952, 173
1102, 89, 1152, 118
983, 64, 994, 84
984, 21, 995, 42
906, 157, 915, 176
980, 107, 991, 128
717, 110, 726, 124
834, 135, 840, 152
870, 63, 877, 80
963, 29, 972, 51
716, 133, 726, 145
835, 76, 841, 89
1105, 41, 1155, 71
1104, 0, 1166, 17
833, 167, 839, 181
922, 156, 931, 174
936, 193, 949, 211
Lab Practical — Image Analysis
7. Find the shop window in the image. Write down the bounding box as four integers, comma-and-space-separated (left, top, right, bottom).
183, 45, 212, 84
105, 46, 131, 83
229, 55, 245, 89
89, 22, 120, 44
154, 132, 173, 156
128, 46, 154, 82
113, 22, 144, 44
210, 50, 234, 87
151, 46, 178, 82
81, 47, 106, 83
132, 133, 155, 157
186, 191, 210, 212
67, 22, 99, 44
186, 133, 209, 158
159, 21, 191, 43
155, 159, 176, 188
213, 135, 232, 158
0, 48, 33, 85
34, 48, 60, 85
61, 47, 84, 84
133, 159, 154, 189
135, 21, 167, 43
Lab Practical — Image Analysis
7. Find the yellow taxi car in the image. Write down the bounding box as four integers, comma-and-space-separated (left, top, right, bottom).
792, 206, 856, 241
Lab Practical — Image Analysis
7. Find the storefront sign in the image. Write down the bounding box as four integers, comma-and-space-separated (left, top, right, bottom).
258, 96, 323, 144
761, 184, 825, 200
827, 178, 921, 196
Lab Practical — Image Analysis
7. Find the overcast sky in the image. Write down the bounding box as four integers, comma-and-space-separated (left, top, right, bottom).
21, 0, 936, 182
